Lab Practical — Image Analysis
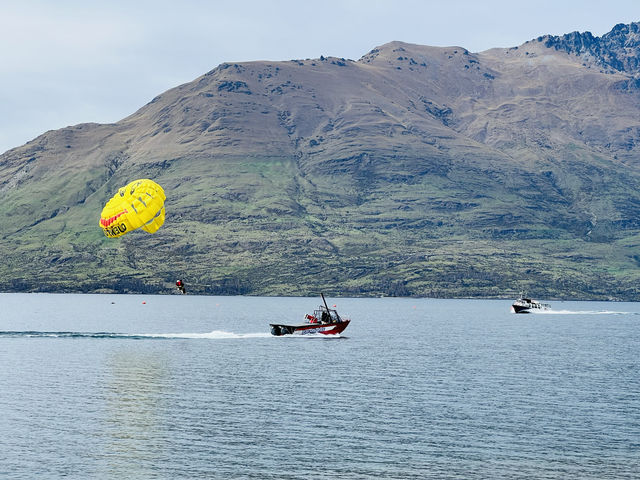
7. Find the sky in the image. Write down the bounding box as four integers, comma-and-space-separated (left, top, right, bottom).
1, 0, 639, 154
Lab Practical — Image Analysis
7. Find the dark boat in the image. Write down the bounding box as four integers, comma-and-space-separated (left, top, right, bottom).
511, 293, 550, 313
270, 294, 350, 336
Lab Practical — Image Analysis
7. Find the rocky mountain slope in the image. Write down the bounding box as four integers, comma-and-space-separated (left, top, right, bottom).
2, 23, 640, 299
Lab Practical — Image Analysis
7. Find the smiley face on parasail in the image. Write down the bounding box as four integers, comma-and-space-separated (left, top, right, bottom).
99, 179, 166, 238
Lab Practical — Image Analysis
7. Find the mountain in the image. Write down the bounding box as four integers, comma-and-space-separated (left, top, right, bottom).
2, 22, 640, 299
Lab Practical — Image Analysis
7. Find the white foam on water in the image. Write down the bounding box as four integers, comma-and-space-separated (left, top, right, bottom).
0, 330, 272, 339
532, 309, 635, 315
137, 330, 272, 339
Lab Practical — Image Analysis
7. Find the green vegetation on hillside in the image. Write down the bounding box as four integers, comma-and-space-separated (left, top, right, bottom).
2, 152, 640, 300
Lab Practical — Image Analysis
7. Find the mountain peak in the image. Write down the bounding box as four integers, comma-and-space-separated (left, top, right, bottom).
537, 21, 640, 73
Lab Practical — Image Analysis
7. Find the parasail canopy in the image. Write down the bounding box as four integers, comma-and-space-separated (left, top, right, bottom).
99, 179, 166, 238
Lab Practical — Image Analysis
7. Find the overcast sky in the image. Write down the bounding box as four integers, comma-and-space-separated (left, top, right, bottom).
1, 0, 638, 154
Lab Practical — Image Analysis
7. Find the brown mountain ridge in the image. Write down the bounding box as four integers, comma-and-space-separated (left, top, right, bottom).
2, 22, 640, 298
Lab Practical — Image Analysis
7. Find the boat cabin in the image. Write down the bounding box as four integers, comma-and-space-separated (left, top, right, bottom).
307, 307, 343, 324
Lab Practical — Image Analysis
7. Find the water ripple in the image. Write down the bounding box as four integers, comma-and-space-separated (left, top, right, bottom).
1, 296, 639, 479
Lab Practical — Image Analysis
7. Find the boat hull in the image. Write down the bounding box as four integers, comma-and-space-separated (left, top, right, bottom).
270, 320, 350, 336
512, 304, 532, 314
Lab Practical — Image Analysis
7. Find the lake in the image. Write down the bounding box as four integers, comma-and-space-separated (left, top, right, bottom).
1, 293, 639, 479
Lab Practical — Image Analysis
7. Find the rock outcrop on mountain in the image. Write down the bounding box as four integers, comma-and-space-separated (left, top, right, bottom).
540, 22, 640, 74
2, 22, 640, 299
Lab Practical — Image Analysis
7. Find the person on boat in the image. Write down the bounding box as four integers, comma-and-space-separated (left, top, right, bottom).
321, 310, 330, 323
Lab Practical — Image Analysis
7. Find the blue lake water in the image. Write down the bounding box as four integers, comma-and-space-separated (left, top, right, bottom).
1, 293, 639, 479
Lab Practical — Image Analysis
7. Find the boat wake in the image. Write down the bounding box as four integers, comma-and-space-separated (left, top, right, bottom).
0, 330, 271, 339
140, 331, 272, 339
531, 309, 637, 315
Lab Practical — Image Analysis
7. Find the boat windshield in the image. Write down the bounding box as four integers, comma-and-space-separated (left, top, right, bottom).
313, 307, 342, 323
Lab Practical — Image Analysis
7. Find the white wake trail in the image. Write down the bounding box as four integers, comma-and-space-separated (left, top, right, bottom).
137, 330, 272, 339
533, 309, 634, 315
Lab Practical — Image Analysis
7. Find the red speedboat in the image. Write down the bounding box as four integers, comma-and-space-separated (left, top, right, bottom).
270, 294, 350, 336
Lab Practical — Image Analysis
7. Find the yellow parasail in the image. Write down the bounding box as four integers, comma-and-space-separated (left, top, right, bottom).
99, 179, 166, 238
